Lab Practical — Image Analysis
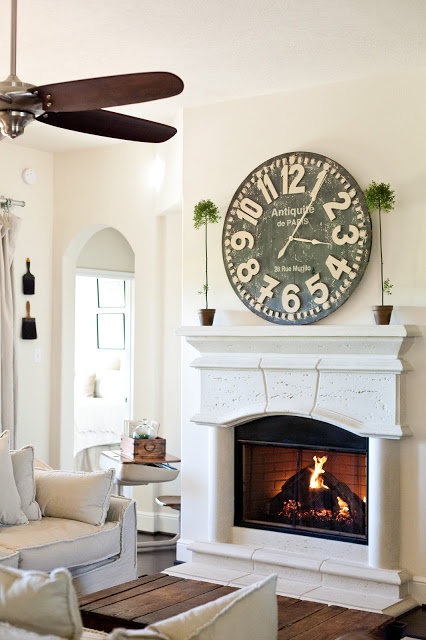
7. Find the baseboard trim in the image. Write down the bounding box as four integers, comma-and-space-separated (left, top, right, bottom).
136, 510, 179, 535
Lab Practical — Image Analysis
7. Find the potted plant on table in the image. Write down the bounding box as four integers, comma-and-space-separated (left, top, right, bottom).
193, 199, 221, 325
364, 181, 395, 325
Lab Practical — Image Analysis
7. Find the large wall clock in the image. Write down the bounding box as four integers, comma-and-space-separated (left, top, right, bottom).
222, 151, 372, 325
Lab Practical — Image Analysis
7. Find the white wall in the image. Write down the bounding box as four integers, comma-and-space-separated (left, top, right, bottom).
77, 227, 135, 272
51, 139, 182, 531
0, 132, 181, 532
1, 68, 424, 559
179, 69, 426, 589
0, 142, 53, 459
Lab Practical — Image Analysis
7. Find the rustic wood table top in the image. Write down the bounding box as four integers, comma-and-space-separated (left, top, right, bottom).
79, 573, 393, 638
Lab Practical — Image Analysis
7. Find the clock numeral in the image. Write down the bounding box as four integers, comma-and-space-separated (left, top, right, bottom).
331, 224, 360, 246
237, 258, 260, 283
281, 283, 301, 313
305, 273, 329, 304
281, 164, 305, 195
310, 168, 328, 201
326, 254, 352, 280
257, 274, 280, 304
236, 198, 263, 226
257, 174, 278, 204
323, 192, 351, 221
230, 230, 254, 251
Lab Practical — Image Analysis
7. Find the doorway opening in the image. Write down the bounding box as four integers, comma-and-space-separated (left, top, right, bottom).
72, 227, 135, 471
74, 270, 134, 470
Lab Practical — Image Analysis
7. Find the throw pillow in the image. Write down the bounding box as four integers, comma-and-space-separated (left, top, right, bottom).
95, 370, 124, 400
107, 575, 278, 640
34, 468, 115, 526
10, 445, 42, 520
0, 565, 82, 640
0, 621, 64, 639
75, 371, 96, 398
0, 431, 28, 526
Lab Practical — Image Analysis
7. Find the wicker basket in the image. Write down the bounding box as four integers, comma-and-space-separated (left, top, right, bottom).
120, 435, 166, 461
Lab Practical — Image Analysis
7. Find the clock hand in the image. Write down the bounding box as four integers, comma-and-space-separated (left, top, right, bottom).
277, 234, 295, 259
277, 166, 329, 259
292, 237, 331, 246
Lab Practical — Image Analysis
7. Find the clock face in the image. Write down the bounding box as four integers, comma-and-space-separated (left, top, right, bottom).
222, 151, 372, 325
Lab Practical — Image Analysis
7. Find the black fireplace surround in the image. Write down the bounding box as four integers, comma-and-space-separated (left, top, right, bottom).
234, 415, 368, 544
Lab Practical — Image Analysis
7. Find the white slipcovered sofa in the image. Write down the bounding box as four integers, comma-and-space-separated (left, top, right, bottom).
0, 564, 278, 640
0, 430, 137, 597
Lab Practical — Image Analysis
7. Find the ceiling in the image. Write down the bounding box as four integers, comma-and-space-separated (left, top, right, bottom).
1, 0, 425, 153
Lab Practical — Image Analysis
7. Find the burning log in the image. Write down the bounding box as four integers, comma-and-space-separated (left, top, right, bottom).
268, 458, 365, 535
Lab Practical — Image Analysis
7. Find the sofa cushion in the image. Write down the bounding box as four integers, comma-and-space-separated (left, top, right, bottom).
0, 431, 28, 526
0, 548, 19, 569
0, 565, 82, 639
108, 575, 278, 640
11, 445, 42, 521
35, 468, 114, 526
0, 517, 121, 573
109, 631, 167, 640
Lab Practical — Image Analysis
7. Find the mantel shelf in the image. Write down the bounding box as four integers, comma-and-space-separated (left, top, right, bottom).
176, 324, 419, 360
177, 324, 419, 338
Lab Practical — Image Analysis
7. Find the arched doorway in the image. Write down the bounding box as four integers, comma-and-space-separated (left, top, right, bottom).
73, 228, 135, 470
57, 225, 134, 470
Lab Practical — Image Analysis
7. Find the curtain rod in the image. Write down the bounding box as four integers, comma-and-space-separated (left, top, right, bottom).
0, 196, 26, 208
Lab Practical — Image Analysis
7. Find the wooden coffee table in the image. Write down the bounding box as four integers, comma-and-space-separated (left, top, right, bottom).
79, 573, 393, 637
79, 573, 236, 633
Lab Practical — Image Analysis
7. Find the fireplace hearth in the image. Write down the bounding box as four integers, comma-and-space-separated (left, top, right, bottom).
171, 325, 418, 615
235, 416, 367, 542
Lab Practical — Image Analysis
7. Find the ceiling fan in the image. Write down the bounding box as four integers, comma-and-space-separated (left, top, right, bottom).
0, 0, 184, 143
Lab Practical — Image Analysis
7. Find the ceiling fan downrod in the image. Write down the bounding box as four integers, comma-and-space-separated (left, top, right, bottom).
0, 0, 42, 138
10, 0, 17, 78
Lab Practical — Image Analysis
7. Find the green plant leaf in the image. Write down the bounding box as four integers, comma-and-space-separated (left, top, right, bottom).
383, 278, 393, 296
193, 199, 221, 228
364, 182, 395, 213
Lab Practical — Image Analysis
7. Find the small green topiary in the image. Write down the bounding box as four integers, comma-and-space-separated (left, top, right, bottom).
364, 182, 395, 305
193, 199, 221, 309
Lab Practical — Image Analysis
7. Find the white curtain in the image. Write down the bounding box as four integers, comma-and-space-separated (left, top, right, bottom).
0, 206, 21, 449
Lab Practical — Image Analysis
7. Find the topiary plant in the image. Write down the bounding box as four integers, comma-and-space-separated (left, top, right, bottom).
193, 199, 221, 309
364, 181, 395, 306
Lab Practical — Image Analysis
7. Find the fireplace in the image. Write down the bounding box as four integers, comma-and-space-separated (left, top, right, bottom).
235, 416, 368, 543
172, 325, 418, 615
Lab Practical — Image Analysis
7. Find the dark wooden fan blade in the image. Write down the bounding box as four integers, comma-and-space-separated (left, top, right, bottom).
35, 72, 183, 112
36, 109, 177, 143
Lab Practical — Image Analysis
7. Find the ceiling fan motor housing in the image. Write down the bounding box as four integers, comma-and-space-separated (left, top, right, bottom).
0, 75, 44, 138
0, 109, 34, 138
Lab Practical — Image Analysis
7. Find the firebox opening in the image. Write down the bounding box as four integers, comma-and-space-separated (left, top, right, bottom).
235, 416, 368, 544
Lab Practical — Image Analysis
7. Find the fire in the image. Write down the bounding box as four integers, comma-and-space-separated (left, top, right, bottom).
269, 451, 366, 535
309, 455, 350, 518
337, 496, 349, 514
309, 455, 329, 489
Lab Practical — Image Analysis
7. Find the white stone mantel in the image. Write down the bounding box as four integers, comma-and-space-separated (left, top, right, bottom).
177, 324, 418, 439
177, 324, 418, 357
170, 324, 420, 614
